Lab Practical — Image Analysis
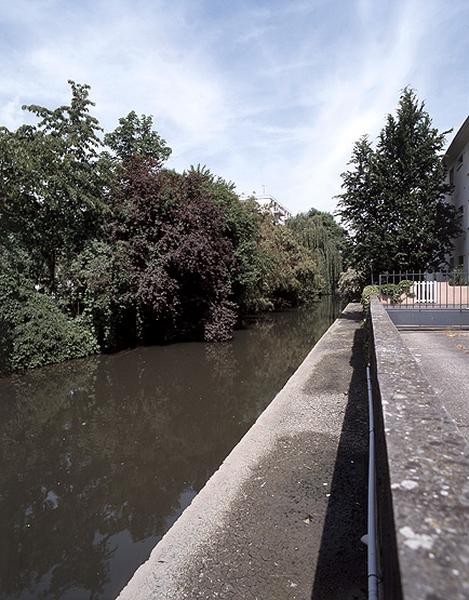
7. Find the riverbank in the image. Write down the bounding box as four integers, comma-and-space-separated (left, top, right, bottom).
0, 296, 340, 377
118, 303, 368, 600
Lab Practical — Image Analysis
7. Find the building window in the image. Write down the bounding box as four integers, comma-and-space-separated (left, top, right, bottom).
449, 167, 454, 185
459, 255, 464, 266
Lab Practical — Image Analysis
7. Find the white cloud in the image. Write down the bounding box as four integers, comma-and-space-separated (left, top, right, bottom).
0, 0, 466, 214
0, 97, 24, 129
234, 0, 433, 213
0, 1, 230, 151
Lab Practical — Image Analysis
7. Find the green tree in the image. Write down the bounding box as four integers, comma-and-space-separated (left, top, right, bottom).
0, 81, 108, 289
337, 88, 461, 279
255, 213, 321, 309
104, 111, 172, 164
287, 208, 345, 292
187, 165, 267, 311
0, 81, 333, 373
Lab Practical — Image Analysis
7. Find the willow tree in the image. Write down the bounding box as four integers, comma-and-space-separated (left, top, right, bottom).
287, 209, 344, 292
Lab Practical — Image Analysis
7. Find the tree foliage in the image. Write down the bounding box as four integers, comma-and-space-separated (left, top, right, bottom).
286, 208, 345, 292
0, 81, 109, 289
337, 267, 363, 301
106, 160, 237, 343
104, 111, 172, 165
0, 81, 342, 373
337, 88, 461, 279
0, 246, 98, 372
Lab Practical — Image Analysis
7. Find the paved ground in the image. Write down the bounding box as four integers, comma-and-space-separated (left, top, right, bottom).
118, 304, 368, 600
400, 330, 469, 441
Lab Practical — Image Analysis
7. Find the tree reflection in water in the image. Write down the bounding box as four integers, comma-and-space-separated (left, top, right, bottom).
0, 297, 342, 599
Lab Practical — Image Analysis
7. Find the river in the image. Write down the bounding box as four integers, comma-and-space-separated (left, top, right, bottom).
0, 298, 342, 599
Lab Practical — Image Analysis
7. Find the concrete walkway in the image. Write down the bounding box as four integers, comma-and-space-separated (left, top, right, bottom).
118, 304, 368, 600
401, 331, 469, 441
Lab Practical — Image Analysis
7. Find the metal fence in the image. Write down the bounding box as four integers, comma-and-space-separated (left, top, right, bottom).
378, 271, 469, 309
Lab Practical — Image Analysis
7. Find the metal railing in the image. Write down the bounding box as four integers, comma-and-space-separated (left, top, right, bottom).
378, 271, 469, 309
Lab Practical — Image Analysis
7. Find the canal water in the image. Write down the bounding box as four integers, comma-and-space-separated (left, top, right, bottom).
0, 298, 342, 600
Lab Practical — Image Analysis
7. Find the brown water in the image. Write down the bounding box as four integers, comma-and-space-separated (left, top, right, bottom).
0, 298, 342, 600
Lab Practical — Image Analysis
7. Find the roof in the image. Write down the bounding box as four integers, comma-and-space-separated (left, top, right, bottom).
444, 116, 469, 165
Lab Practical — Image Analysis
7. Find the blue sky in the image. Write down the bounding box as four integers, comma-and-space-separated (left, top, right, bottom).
1, 0, 469, 214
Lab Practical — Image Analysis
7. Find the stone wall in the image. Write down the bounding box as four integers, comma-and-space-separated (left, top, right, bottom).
369, 297, 469, 599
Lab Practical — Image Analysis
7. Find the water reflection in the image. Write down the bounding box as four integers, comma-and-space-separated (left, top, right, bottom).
0, 298, 342, 599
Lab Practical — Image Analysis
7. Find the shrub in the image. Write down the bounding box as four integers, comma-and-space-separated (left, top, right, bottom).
361, 284, 380, 310
380, 280, 414, 304
338, 268, 364, 300
398, 280, 413, 293
62, 240, 137, 351
202, 301, 237, 342
11, 294, 99, 371
449, 266, 468, 286
0, 250, 98, 373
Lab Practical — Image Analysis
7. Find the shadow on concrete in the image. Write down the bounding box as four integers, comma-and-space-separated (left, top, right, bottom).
311, 321, 369, 600
337, 310, 365, 321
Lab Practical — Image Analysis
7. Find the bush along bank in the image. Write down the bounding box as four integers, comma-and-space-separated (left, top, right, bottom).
361, 280, 414, 313
0, 83, 345, 374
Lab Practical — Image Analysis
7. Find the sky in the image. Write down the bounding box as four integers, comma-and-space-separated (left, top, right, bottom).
1, 0, 469, 215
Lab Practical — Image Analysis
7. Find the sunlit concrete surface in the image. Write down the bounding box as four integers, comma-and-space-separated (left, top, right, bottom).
400, 330, 469, 441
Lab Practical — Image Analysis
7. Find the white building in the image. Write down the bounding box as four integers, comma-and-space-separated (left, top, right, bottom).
256, 194, 292, 225
240, 191, 292, 225
444, 116, 469, 269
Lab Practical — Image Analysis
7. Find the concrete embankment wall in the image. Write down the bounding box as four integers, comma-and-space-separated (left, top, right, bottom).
118, 303, 368, 600
369, 298, 469, 600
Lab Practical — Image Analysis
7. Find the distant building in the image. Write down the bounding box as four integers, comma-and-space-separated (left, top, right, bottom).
240, 190, 292, 225
444, 116, 469, 269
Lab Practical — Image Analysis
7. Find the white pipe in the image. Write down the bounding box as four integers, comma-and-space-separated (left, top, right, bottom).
366, 364, 379, 600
